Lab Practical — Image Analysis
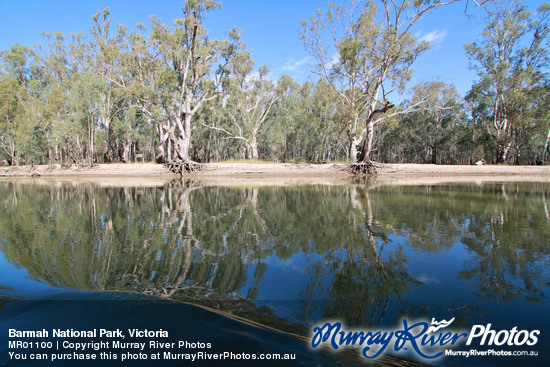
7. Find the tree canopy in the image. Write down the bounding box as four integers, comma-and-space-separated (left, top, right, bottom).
0, 0, 548, 168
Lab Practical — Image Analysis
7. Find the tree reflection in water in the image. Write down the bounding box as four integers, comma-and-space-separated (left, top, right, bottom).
0, 180, 548, 335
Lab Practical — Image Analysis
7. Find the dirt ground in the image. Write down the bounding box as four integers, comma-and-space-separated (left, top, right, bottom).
1, 162, 549, 176
1, 162, 549, 187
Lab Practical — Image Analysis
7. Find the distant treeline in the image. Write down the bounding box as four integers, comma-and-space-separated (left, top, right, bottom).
0, 0, 548, 167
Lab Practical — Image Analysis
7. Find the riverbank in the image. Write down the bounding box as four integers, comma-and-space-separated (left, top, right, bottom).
1, 162, 549, 178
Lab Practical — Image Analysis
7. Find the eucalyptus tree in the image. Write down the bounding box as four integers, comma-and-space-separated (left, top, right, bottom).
259, 75, 314, 162
289, 79, 347, 162
407, 81, 464, 164
540, 86, 550, 163
301, 0, 467, 167
87, 8, 129, 162
466, 0, 550, 163
205, 52, 278, 160
115, 0, 237, 169
257, 75, 295, 161
374, 81, 472, 164
256, 76, 346, 163
65, 72, 106, 165
308, 78, 348, 162
0, 44, 51, 165
39, 31, 89, 165
0, 67, 24, 165
0, 45, 33, 165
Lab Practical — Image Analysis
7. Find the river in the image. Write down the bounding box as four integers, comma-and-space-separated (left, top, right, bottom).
0, 178, 548, 366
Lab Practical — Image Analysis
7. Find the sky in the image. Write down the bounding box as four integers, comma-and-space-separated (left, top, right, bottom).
0, 0, 546, 98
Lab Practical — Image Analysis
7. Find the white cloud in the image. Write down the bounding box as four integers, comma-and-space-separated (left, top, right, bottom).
280, 57, 310, 72
329, 53, 339, 67
419, 29, 449, 45
244, 71, 260, 83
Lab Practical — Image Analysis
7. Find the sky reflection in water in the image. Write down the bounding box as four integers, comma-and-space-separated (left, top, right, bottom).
0, 180, 549, 366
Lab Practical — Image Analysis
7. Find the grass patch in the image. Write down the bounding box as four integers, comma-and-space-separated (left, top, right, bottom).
220, 159, 277, 164
219, 159, 350, 164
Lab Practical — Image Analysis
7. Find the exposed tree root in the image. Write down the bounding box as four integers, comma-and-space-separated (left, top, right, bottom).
165, 160, 203, 175
349, 161, 377, 175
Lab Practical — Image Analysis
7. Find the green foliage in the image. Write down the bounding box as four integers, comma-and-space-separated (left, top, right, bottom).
301, 0, 458, 163
465, 0, 550, 164
201, 45, 277, 160
376, 80, 472, 164
0, 0, 548, 166
220, 159, 275, 164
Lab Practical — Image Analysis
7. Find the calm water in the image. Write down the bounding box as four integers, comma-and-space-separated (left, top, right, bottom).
0, 179, 549, 366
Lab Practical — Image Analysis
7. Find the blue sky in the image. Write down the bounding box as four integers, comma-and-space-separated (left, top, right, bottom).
0, 0, 545, 97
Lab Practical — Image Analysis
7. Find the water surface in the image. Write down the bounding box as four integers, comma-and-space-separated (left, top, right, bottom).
1, 179, 549, 366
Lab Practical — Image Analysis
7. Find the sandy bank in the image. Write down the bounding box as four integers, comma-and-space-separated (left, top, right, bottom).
0, 163, 176, 177
0, 162, 549, 184
376, 163, 550, 176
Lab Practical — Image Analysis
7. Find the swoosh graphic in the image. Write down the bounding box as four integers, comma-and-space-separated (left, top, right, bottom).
427, 317, 455, 333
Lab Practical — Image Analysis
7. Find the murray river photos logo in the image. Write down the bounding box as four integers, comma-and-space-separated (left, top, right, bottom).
310, 318, 540, 360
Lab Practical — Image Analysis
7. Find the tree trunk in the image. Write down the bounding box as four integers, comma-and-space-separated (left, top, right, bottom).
121, 140, 131, 163
89, 115, 94, 166
156, 124, 164, 163
498, 140, 512, 163
156, 123, 170, 163
102, 116, 111, 163
250, 134, 259, 160
8, 141, 16, 166
359, 120, 375, 163
541, 126, 550, 163
173, 115, 193, 163
431, 146, 437, 164
349, 135, 362, 163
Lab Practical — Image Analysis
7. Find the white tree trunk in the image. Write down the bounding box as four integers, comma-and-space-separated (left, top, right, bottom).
541, 127, 550, 163
349, 135, 362, 163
